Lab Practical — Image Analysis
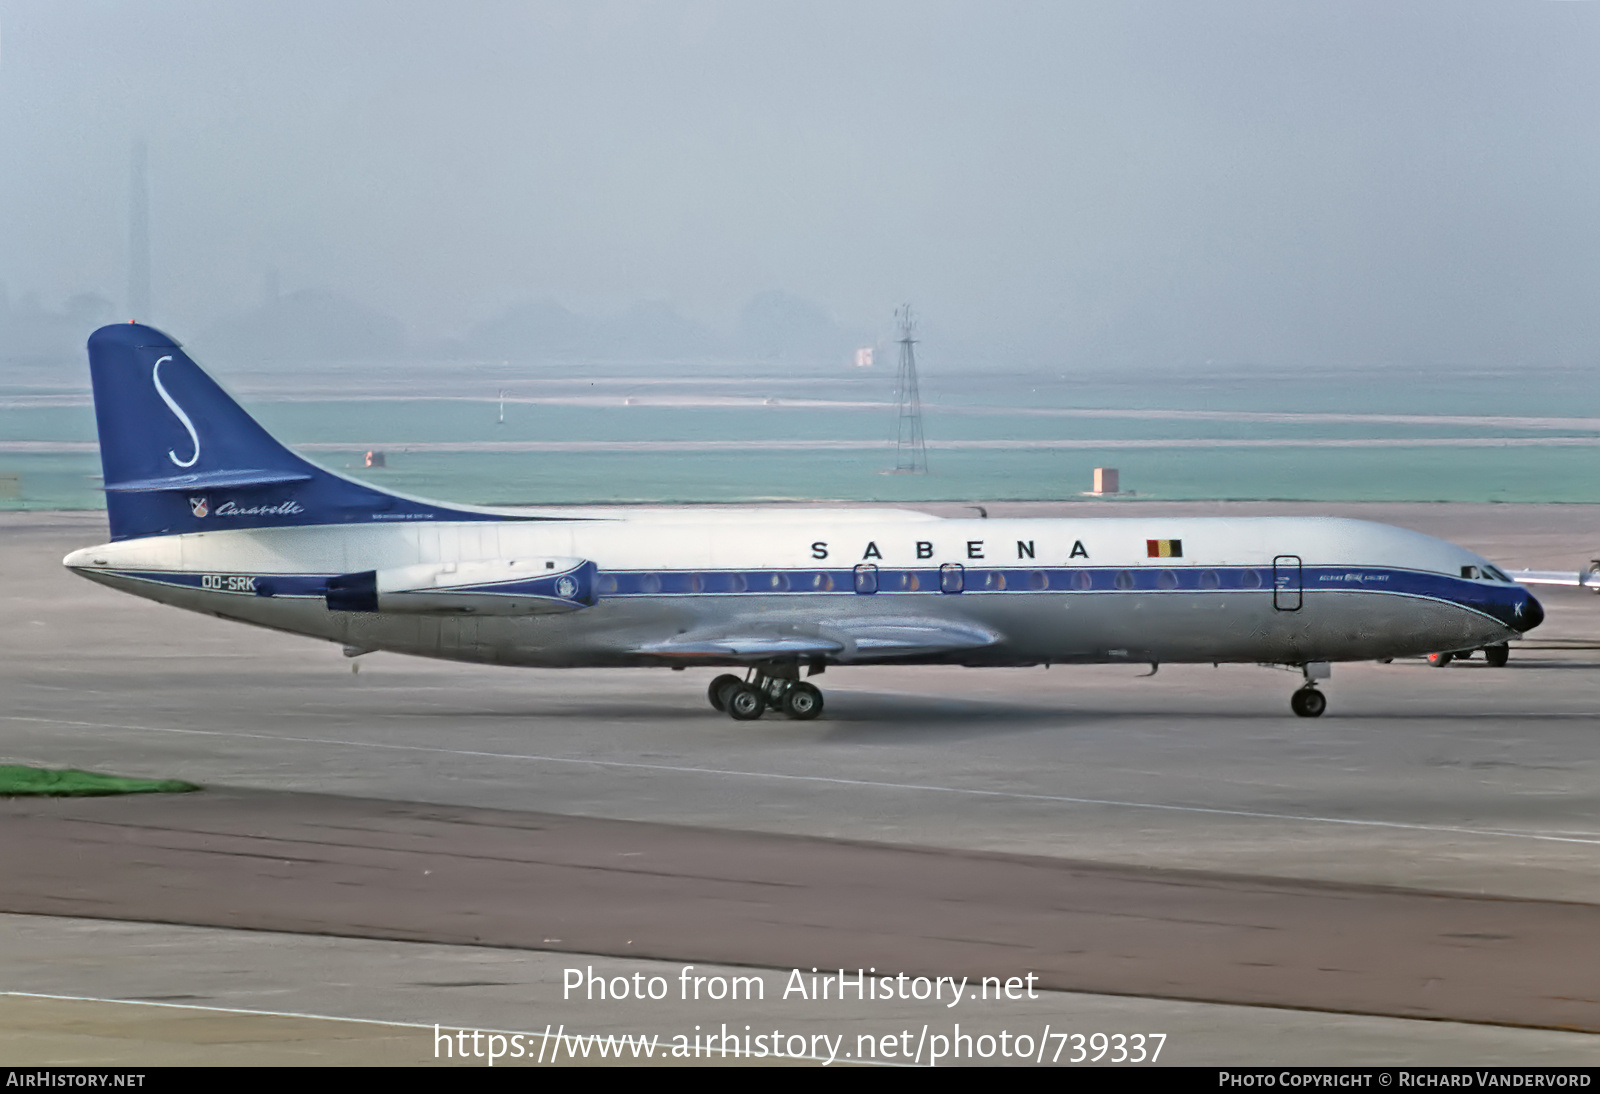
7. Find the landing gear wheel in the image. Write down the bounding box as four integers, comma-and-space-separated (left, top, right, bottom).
1483, 644, 1510, 668
1427, 651, 1453, 668
1290, 687, 1326, 718
725, 684, 767, 721
707, 674, 742, 711
781, 682, 824, 720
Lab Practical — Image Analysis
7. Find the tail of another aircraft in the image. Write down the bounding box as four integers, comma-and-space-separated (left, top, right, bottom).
87, 322, 488, 540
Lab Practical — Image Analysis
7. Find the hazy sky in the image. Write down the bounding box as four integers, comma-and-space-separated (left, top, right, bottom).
2, 1, 1599, 368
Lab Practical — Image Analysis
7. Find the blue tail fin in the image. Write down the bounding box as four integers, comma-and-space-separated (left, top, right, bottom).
88, 322, 492, 539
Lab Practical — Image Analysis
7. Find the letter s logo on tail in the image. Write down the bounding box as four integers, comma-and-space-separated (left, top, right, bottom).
152, 355, 200, 468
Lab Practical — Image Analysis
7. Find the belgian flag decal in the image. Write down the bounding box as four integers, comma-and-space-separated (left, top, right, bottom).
1147, 539, 1182, 558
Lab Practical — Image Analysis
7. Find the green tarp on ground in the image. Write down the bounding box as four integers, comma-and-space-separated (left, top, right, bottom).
0, 765, 198, 797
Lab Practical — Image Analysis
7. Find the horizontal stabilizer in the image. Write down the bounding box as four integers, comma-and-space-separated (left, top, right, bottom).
104, 469, 314, 493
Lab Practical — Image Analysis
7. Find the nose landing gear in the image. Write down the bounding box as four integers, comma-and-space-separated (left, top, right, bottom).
706, 667, 825, 721
1290, 661, 1330, 718
1290, 686, 1327, 718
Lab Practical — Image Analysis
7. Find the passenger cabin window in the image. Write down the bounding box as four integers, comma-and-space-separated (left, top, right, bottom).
1029, 570, 1049, 590
1199, 569, 1221, 590
1241, 569, 1263, 589
1114, 570, 1135, 590
1071, 571, 1093, 591
940, 563, 964, 593
1157, 569, 1179, 590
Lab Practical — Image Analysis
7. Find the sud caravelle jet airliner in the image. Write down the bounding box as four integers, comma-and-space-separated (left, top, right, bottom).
65, 322, 1545, 720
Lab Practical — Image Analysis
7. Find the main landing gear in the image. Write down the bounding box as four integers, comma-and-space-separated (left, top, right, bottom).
1428, 643, 1510, 668
707, 668, 824, 722
1290, 661, 1330, 719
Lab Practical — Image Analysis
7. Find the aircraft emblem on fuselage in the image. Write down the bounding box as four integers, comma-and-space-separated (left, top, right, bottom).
189, 496, 208, 518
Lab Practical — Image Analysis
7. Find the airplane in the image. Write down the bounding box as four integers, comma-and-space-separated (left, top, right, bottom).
1420, 564, 1596, 667
1504, 565, 1600, 593
63, 322, 1545, 721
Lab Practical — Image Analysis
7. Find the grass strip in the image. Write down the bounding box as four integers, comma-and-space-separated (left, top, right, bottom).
0, 765, 198, 797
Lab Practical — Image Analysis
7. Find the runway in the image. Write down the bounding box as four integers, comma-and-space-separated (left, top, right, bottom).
3, 505, 1600, 1064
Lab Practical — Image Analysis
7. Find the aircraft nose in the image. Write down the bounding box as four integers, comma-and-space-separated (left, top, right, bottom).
1513, 590, 1544, 633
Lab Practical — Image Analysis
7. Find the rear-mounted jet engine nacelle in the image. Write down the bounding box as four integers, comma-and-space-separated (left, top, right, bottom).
325, 557, 595, 615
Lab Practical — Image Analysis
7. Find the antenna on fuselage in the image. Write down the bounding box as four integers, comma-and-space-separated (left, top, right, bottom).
891, 305, 928, 474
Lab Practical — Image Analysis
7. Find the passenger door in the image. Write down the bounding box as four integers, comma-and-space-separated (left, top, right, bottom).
1273, 555, 1303, 611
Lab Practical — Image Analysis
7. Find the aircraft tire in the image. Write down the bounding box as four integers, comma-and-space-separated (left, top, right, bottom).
1290, 688, 1326, 718
782, 682, 824, 720
726, 684, 767, 721
1427, 651, 1453, 667
708, 674, 742, 711
1484, 643, 1510, 668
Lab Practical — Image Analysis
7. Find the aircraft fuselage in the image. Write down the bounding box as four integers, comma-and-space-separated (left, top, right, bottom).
65, 512, 1537, 671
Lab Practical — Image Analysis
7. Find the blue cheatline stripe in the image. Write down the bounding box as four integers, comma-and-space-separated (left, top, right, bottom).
101, 564, 1528, 627
585, 564, 1528, 630
590, 564, 1485, 599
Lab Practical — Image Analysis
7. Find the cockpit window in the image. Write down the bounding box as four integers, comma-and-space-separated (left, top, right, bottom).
1485, 565, 1511, 583
1460, 565, 1481, 580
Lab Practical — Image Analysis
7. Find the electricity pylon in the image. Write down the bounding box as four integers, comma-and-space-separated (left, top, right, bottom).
892, 305, 928, 474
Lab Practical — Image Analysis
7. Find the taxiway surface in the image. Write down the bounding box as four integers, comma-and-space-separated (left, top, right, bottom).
3, 505, 1599, 1064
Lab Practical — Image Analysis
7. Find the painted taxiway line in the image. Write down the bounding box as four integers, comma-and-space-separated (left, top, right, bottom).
0, 992, 897, 1067
0, 990, 453, 1032
9, 713, 1600, 849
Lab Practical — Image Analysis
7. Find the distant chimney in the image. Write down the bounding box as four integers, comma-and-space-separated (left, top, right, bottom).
1093, 467, 1119, 495
128, 140, 150, 320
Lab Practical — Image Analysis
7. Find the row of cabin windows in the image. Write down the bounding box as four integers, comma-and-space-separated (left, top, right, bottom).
593, 566, 1274, 595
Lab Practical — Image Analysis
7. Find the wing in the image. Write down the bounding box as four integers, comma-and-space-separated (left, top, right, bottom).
632, 617, 1000, 662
